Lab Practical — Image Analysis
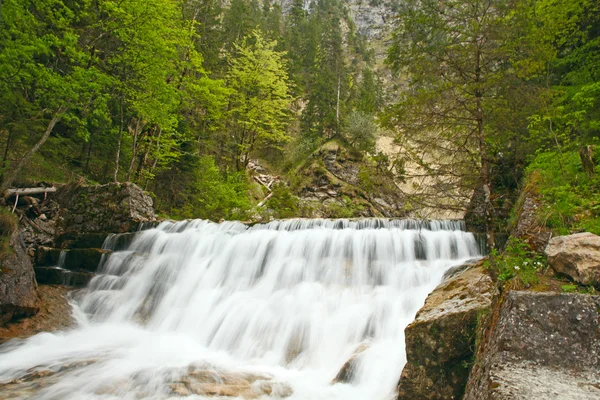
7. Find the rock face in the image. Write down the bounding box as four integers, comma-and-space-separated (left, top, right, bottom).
0, 285, 73, 342
295, 141, 404, 218
0, 232, 39, 325
396, 261, 495, 400
545, 232, 600, 287
511, 190, 552, 252
464, 291, 600, 400
58, 182, 156, 234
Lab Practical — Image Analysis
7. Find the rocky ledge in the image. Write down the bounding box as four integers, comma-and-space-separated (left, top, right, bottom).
1, 181, 156, 327
464, 291, 600, 399
0, 231, 39, 325
396, 260, 496, 400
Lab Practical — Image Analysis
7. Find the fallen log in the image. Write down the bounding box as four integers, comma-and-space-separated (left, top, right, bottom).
257, 192, 273, 208
4, 187, 57, 213
6, 187, 57, 196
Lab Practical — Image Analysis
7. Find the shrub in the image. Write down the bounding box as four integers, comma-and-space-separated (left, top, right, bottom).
484, 237, 546, 286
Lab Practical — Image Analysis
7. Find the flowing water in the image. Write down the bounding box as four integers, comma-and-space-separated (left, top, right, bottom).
0, 218, 482, 400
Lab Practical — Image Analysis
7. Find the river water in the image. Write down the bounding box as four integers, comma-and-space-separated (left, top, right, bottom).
0, 219, 481, 399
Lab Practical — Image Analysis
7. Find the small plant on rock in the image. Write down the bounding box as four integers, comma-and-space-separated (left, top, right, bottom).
484, 237, 547, 287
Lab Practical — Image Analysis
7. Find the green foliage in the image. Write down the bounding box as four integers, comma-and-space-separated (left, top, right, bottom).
323, 196, 364, 218
168, 156, 251, 221
226, 30, 294, 170
343, 111, 377, 153
525, 150, 600, 234
484, 238, 547, 286
265, 183, 299, 219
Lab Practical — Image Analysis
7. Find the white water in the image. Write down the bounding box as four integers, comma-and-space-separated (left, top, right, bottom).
0, 218, 482, 399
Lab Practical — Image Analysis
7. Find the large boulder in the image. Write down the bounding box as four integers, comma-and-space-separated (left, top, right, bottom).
545, 232, 600, 287
57, 182, 156, 234
464, 291, 600, 399
396, 261, 495, 400
0, 231, 39, 325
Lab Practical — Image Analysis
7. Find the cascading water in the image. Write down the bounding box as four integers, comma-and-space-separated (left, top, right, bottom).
0, 218, 482, 400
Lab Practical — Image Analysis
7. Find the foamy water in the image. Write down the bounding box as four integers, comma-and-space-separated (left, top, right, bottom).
0, 219, 481, 399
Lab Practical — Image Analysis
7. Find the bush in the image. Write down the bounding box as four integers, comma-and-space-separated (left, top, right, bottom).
484, 237, 546, 286
169, 156, 251, 221
342, 111, 377, 153
265, 183, 299, 218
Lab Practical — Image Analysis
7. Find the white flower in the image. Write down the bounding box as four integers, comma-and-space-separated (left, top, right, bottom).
514, 266, 520, 271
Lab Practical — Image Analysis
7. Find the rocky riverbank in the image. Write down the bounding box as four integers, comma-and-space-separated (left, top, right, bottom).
394, 227, 600, 399
0, 182, 156, 329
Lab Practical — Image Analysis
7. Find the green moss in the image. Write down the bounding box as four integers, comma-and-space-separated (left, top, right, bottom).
0, 206, 18, 257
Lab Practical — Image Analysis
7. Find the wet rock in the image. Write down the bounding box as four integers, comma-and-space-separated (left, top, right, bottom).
55, 232, 110, 249
35, 247, 109, 272
545, 232, 600, 287
331, 342, 370, 384
35, 246, 62, 267
169, 366, 293, 399
57, 182, 155, 234
464, 291, 600, 400
397, 261, 495, 400
62, 248, 110, 272
34, 267, 93, 287
0, 285, 74, 341
0, 231, 40, 325
102, 232, 137, 251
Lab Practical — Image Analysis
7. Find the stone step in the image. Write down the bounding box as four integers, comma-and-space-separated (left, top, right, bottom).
102, 232, 137, 251
55, 232, 110, 249
36, 247, 111, 272
34, 267, 93, 287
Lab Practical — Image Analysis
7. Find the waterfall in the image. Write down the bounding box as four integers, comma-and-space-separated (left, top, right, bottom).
0, 219, 482, 399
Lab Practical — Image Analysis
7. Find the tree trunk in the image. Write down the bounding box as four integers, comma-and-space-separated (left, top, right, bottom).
474, 43, 495, 250
0, 107, 66, 193
336, 75, 341, 137
137, 125, 158, 181
144, 127, 163, 189
126, 117, 144, 182
113, 98, 124, 183
579, 145, 595, 177
2, 128, 15, 180
84, 140, 92, 173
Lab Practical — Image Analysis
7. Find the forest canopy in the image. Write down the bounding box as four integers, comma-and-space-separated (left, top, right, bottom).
0, 0, 598, 235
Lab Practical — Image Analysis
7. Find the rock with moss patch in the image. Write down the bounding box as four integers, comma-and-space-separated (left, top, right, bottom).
58, 182, 156, 234
396, 260, 495, 400
0, 231, 39, 325
464, 291, 600, 399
